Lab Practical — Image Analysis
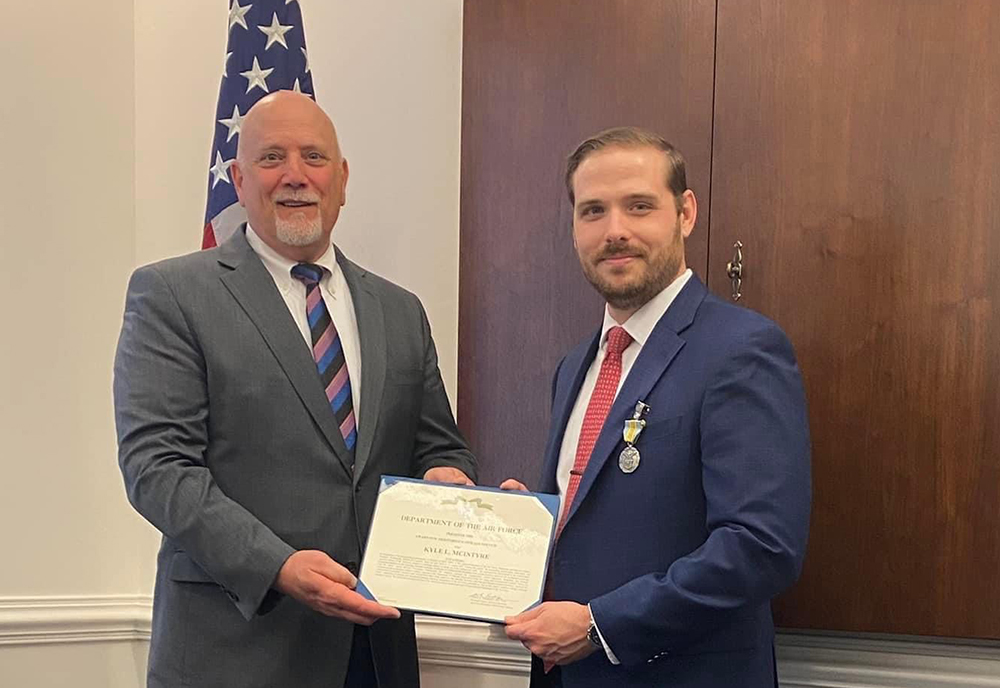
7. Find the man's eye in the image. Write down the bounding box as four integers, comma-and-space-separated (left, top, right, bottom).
631, 203, 652, 212
581, 206, 604, 216
261, 153, 282, 162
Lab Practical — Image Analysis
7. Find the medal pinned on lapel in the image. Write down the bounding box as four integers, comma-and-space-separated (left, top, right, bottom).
619, 401, 650, 474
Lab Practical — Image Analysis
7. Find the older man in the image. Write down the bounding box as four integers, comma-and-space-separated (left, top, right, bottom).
114, 91, 476, 688
503, 127, 811, 688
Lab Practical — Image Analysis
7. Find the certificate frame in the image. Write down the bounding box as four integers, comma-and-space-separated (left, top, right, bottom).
357, 475, 560, 624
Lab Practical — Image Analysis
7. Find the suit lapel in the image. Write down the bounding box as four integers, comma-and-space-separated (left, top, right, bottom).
561, 274, 709, 529
337, 250, 386, 483
539, 334, 600, 494
217, 229, 354, 477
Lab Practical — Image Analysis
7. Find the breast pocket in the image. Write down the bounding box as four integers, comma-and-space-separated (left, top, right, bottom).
639, 414, 685, 443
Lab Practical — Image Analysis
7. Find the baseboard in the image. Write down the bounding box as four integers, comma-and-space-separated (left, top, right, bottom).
415, 617, 1000, 687
0, 596, 152, 646
4, 597, 999, 688
776, 631, 1000, 687
415, 615, 530, 676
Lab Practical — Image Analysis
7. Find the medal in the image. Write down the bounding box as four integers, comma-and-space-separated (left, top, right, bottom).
619, 444, 641, 473
619, 402, 650, 474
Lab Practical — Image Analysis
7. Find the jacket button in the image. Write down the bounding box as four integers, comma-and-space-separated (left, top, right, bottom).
345, 561, 359, 576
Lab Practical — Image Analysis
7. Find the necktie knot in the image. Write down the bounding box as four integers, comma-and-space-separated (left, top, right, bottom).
291, 263, 324, 287
606, 326, 632, 357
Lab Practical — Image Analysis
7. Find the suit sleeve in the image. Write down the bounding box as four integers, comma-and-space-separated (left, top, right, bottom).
588, 320, 812, 665
113, 266, 294, 620
408, 296, 478, 483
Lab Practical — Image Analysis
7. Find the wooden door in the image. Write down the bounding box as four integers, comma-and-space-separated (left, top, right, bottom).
710, 0, 1000, 637
459, 0, 717, 486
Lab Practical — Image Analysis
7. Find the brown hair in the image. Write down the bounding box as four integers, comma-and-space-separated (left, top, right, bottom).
565, 126, 688, 209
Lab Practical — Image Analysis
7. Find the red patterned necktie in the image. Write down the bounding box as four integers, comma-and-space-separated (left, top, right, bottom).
555, 326, 633, 539
291, 263, 357, 453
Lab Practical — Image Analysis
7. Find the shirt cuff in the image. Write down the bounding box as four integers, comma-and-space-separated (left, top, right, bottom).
588, 603, 620, 665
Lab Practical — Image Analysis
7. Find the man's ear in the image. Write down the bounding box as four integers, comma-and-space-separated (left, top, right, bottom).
679, 189, 697, 239
231, 160, 245, 206
340, 157, 350, 206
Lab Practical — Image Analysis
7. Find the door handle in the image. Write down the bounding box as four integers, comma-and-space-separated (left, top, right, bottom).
726, 241, 743, 301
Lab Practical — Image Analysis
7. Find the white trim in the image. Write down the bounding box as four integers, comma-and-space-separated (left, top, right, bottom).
777, 631, 1000, 688
412, 619, 1000, 687
0, 596, 152, 646
415, 615, 530, 676
4, 597, 1000, 688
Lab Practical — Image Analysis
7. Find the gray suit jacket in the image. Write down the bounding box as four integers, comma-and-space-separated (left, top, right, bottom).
114, 228, 477, 688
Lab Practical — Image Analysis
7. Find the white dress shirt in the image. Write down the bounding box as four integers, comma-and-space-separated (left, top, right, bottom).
245, 225, 363, 421
555, 268, 693, 664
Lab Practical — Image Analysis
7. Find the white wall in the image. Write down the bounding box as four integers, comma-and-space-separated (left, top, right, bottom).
0, 0, 465, 685
0, 0, 152, 683
133, 1, 227, 268
305, 0, 465, 387
0, 0, 146, 600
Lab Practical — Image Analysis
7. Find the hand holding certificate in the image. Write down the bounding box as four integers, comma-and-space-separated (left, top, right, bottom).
358, 476, 559, 623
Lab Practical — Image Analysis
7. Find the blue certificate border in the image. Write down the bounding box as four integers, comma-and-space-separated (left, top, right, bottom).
357, 475, 560, 624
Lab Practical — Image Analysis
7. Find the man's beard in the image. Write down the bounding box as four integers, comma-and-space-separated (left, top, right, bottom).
580, 230, 683, 312
273, 192, 324, 247
276, 214, 324, 247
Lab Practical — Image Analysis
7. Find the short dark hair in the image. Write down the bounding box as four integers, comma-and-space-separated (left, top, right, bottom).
565, 126, 688, 209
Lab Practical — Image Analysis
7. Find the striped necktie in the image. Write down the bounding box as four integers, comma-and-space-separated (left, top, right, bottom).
291, 263, 357, 453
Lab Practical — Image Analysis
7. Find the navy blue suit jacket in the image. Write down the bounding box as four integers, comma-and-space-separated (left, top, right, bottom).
536, 274, 811, 688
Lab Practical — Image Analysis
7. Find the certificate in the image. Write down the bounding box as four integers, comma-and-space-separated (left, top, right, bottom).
357, 476, 560, 623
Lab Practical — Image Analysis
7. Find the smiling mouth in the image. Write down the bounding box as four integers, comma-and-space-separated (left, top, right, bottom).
600, 254, 640, 264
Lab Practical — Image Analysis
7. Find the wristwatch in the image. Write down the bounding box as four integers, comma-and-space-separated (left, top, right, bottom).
586, 619, 602, 648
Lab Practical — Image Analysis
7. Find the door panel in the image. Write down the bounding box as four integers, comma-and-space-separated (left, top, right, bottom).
710, 0, 1000, 637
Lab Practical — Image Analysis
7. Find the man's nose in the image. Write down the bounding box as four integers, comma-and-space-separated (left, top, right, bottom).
281, 156, 307, 186
605, 208, 631, 242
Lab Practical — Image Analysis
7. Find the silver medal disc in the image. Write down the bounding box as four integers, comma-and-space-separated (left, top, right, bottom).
619, 445, 641, 473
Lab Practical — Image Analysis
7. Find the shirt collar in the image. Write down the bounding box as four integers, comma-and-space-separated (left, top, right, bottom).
245, 224, 342, 296
599, 268, 693, 351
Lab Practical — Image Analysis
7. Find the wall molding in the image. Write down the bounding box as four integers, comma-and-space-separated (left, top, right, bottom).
415, 616, 530, 676
0, 596, 152, 646
4, 597, 1000, 688
776, 631, 1000, 687
416, 618, 1000, 687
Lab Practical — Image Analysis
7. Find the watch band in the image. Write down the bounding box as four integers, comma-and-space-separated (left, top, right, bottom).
587, 619, 602, 648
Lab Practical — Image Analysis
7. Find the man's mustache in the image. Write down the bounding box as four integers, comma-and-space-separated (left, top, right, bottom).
274, 192, 320, 203
596, 244, 645, 261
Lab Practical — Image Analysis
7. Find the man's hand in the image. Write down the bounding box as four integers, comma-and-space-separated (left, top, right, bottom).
275, 550, 400, 625
499, 478, 529, 491
505, 601, 597, 669
423, 466, 475, 485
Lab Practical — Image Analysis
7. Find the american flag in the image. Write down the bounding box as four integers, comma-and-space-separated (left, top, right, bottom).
202, 0, 316, 249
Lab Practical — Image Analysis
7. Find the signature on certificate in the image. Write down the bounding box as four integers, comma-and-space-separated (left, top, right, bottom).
469, 592, 511, 606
